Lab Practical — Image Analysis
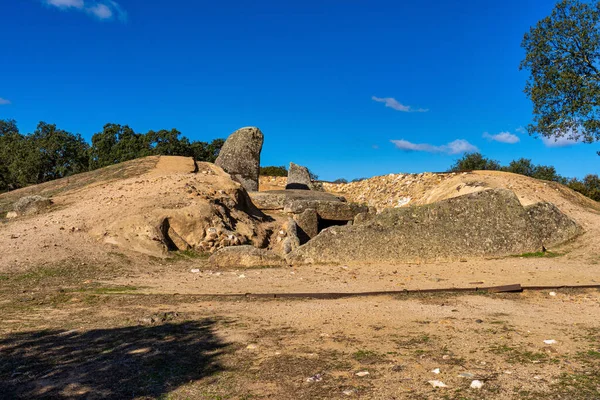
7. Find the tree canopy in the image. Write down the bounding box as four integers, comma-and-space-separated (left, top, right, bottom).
521, 0, 600, 150
0, 119, 224, 192
448, 152, 599, 201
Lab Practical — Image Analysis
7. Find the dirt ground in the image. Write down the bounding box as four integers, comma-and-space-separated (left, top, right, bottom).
1, 158, 600, 399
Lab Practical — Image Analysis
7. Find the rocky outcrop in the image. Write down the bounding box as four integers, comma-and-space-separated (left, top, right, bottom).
284, 199, 369, 221
286, 162, 312, 190
249, 190, 346, 210
93, 162, 271, 258
288, 189, 581, 266
269, 218, 301, 255
249, 189, 368, 244
215, 127, 264, 192
209, 245, 285, 268
526, 202, 583, 247
13, 195, 53, 216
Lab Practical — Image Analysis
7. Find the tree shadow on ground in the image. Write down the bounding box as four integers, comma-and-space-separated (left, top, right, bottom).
0, 319, 228, 399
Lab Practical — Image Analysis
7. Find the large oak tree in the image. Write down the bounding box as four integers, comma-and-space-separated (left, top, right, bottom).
521, 0, 600, 152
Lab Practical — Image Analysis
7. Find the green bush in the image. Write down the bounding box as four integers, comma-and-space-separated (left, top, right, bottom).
259, 166, 288, 176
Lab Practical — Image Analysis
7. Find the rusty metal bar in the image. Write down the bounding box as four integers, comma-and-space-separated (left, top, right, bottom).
95, 283, 600, 299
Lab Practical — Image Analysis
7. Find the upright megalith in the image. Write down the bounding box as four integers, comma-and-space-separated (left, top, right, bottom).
286, 162, 312, 190
215, 127, 264, 192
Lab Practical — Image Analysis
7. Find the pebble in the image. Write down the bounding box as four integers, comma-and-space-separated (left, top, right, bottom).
549, 291, 557, 296
342, 389, 355, 396
306, 374, 322, 383
190, 269, 200, 273
355, 371, 369, 377
470, 380, 484, 389
543, 339, 557, 345
431, 368, 440, 374
246, 344, 258, 350
428, 380, 448, 388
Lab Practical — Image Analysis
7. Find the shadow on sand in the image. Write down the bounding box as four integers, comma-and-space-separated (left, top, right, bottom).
0, 319, 228, 399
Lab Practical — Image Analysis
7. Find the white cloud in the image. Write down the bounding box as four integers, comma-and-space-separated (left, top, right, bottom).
372, 96, 428, 113
47, 0, 84, 7
88, 3, 112, 19
542, 135, 581, 147
44, 0, 126, 21
482, 131, 520, 144
516, 126, 526, 134
391, 139, 478, 155
0, 98, 10, 105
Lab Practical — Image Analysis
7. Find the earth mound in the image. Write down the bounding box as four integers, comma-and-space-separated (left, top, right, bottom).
0, 152, 594, 272
0, 156, 278, 270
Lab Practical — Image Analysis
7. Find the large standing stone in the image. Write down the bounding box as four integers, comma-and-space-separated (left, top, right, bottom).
286, 162, 312, 190
215, 127, 264, 192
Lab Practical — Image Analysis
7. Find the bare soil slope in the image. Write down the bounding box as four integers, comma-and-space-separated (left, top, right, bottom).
0, 156, 271, 272
2, 163, 600, 399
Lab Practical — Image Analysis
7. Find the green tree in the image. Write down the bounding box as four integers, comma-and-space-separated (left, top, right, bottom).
146, 129, 189, 156
0, 120, 22, 191
204, 138, 224, 163
521, 0, 600, 151
186, 138, 224, 162
448, 153, 501, 172
332, 178, 348, 184
532, 165, 563, 182
583, 174, 600, 200
259, 166, 288, 176
89, 124, 148, 169
30, 122, 90, 182
504, 158, 536, 176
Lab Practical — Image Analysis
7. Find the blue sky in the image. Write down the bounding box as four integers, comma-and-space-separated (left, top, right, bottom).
1, 0, 598, 180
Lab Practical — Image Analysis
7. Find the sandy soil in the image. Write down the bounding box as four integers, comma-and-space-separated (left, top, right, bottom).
1, 158, 600, 399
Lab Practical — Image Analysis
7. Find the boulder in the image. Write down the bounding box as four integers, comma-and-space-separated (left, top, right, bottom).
286, 162, 312, 190
526, 202, 583, 247
294, 208, 318, 244
284, 199, 369, 221
249, 189, 345, 211
288, 189, 549, 265
215, 127, 264, 192
269, 218, 301, 256
14, 195, 53, 216
209, 245, 285, 268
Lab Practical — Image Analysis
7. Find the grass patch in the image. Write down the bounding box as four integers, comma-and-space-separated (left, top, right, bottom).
71, 285, 139, 295
489, 344, 549, 364
514, 251, 562, 258
545, 372, 600, 399
352, 349, 384, 364
172, 249, 210, 260
12, 265, 75, 283
395, 334, 432, 349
